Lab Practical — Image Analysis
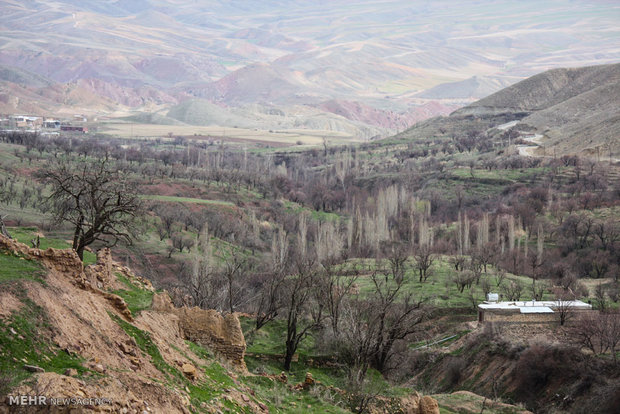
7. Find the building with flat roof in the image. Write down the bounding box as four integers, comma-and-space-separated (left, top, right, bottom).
478, 299, 592, 323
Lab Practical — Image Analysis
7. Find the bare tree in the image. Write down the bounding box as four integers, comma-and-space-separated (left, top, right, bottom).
189, 225, 222, 309
450, 255, 467, 272
454, 270, 475, 293
217, 244, 250, 314
414, 245, 434, 282
40, 157, 142, 260
473, 243, 494, 273
603, 312, 620, 363
254, 270, 285, 331
320, 258, 359, 334
501, 280, 523, 301
553, 289, 576, 326
282, 256, 323, 370
571, 312, 620, 361
255, 227, 288, 330
493, 269, 506, 287
467, 287, 479, 311
595, 283, 609, 311
339, 251, 426, 374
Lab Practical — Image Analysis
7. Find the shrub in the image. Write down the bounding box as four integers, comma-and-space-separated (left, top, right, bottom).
444, 357, 465, 388
512, 344, 583, 410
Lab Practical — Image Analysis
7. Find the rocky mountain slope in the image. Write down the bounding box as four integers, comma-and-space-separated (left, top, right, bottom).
456, 63, 620, 115
399, 63, 620, 157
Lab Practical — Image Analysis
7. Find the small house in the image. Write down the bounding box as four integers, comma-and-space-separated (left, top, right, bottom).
61, 125, 88, 133
478, 299, 592, 324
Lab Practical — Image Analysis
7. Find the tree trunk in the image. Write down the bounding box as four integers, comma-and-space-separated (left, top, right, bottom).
72, 228, 80, 250
76, 240, 85, 261
228, 277, 234, 314
284, 340, 296, 371
284, 316, 298, 371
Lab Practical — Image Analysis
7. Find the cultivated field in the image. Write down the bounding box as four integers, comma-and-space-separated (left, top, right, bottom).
99, 122, 357, 145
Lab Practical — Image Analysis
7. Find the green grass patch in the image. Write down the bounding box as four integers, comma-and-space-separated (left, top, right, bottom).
10, 227, 71, 250
349, 256, 550, 308
241, 374, 350, 413
282, 200, 341, 222
0, 250, 45, 283
450, 167, 546, 182
243, 356, 411, 412
112, 273, 153, 316
141, 194, 234, 206
0, 292, 87, 391
186, 339, 213, 360
241, 317, 316, 357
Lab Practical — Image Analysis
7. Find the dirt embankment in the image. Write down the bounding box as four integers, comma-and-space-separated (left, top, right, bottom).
409, 327, 620, 413
0, 235, 252, 413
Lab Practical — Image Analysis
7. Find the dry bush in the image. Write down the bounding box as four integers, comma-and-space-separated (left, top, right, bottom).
570, 311, 620, 361
512, 343, 584, 410
444, 357, 465, 387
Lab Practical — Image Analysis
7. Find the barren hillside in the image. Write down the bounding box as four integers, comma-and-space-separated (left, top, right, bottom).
1, 0, 619, 138
399, 63, 620, 157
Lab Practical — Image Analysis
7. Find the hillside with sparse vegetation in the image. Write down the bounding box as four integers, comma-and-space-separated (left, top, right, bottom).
1, 55, 619, 414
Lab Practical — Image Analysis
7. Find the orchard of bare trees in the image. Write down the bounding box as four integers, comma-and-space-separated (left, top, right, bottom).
1, 121, 618, 412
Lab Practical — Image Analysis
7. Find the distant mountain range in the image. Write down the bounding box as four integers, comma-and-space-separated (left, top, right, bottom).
0, 0, 619, 137
400, 63, 620, 156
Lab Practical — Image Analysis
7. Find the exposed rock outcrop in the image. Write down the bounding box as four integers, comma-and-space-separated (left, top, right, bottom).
182, 363, 197, 380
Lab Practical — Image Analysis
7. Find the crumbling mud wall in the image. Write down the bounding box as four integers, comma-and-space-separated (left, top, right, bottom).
176, 307, 247, 372
0, 234, 83, 275
152, 292, 247, 372
84, 247, 154, 293
482, 310, 556, 324
0, 235, 133, 320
